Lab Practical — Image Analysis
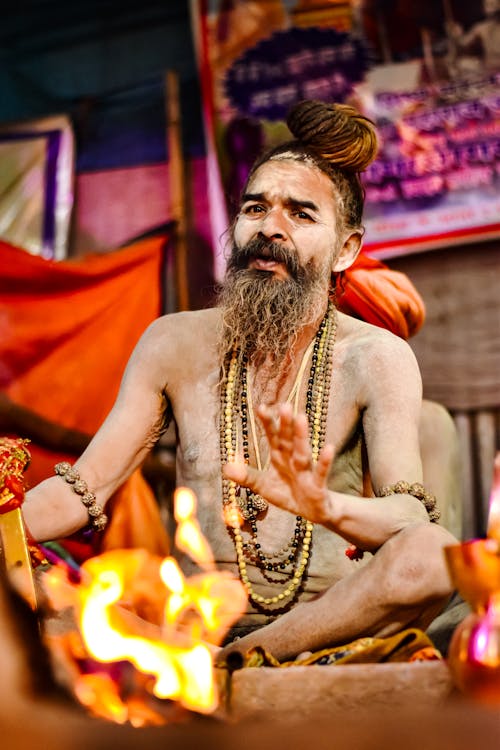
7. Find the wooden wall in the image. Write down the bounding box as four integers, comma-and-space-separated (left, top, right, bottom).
390, 239, 500, 539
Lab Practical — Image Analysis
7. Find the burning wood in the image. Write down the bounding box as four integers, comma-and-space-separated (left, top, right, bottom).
41, 487, 246, 726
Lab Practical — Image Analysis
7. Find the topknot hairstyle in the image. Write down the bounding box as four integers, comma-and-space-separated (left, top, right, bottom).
244, 100, 379, 230
286, 100, 378, 172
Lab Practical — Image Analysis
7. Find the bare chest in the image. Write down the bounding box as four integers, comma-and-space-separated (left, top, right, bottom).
169, 358, 366, 522
168, 352, 368, 606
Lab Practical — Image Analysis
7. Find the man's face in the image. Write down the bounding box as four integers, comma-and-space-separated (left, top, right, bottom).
484, 0, 500, 16
232, 159, 340, 286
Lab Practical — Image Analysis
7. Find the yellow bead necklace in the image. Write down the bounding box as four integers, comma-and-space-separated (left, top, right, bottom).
220, 302, 336, 609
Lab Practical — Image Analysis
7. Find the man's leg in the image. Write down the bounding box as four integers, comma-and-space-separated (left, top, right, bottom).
219, 522, 456, 662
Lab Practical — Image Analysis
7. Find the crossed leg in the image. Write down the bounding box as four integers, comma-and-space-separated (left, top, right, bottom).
219, 521, 456, 663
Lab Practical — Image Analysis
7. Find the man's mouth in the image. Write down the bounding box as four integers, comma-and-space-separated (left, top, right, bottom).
230, 239, 300, 280
249, 257, 283, 271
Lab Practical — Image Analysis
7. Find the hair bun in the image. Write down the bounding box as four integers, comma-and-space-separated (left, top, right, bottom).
286, 100, 378, 172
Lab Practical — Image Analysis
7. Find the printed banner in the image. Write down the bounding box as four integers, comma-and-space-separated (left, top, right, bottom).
358, 68, 500, 257
193, 0, 500, 258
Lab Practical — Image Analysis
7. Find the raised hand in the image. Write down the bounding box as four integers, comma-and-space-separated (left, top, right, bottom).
223, 402, 335, 525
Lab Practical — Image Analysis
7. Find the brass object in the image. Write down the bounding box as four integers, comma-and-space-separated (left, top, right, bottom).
0, 437, 37, 609
445, 539, 500, 704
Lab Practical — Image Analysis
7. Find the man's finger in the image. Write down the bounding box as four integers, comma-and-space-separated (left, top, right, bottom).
223, 461, 263, 493
291, 412, 313, 462
257, 404, 279, 441
315, 444, 334, 482
272, 404, 295, 447
257, 403, 274, 422
293, 453, 312, 471
292, 411, 310, 440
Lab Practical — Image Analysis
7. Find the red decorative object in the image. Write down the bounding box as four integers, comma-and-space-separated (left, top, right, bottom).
345, 544, 365, 561
0, 437, 31, 514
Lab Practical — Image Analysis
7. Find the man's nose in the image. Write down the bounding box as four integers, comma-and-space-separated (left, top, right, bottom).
259, 208, 289, 241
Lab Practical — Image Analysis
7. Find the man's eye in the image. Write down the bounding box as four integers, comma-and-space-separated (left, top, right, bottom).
294, 210, 313, 221
243, 204, 264, 214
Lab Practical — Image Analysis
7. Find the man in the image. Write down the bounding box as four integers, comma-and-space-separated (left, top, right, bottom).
446, 0, 500, 75
23, 100, 456, 661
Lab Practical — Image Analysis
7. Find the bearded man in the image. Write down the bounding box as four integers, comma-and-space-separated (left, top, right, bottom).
23, 100, 456, 661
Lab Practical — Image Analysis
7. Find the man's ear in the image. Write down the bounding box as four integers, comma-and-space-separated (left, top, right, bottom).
332, 230, 363, 272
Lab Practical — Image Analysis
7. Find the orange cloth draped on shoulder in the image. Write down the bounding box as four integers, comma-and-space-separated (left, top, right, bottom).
337, 252, 425, 340
0, 238, 170, 558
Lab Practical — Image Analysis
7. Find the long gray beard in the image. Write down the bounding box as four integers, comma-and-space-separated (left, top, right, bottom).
218, 260, 329, 368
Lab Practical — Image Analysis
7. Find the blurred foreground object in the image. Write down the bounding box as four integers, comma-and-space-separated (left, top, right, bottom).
41, 488, 246, 726
0, 437, 37, 608
445, 454, 500, 703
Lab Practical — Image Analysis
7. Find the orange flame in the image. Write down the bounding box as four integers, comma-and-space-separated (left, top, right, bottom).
43, 487, 246, 725
174, 487, 214, 568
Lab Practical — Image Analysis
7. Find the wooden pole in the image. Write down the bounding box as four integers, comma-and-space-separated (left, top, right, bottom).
442, 0, 455, 25
420, 27, 437, 83
165, 70, 190, 312
375, 8, 392, 64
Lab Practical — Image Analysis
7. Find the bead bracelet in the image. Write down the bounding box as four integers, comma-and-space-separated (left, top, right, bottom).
345, 480, 441, 562
54, 462, 108, 531
377, 480, 441, 523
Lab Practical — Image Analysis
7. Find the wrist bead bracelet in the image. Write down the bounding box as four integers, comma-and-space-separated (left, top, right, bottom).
377, 480, 441, 523
345, 480, 441, 563
54, 462, 108, 532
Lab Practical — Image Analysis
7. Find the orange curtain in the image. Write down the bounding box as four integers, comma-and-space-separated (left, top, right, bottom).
0, 238, 170, 556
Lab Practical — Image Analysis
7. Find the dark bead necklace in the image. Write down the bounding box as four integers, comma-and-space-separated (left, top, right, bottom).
220, 302, 337, 607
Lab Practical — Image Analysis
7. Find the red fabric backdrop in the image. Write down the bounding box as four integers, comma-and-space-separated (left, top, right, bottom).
0, 238, 170, 556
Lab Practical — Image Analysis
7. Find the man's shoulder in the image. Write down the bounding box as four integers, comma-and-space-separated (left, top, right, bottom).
336, 312, 421, 404
337, 311, 414, 360
465, 18, 491, 41
132, 308, 221, 376
146, 307, 221, 344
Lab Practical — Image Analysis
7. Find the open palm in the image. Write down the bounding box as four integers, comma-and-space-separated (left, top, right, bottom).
223, 402, 334, 525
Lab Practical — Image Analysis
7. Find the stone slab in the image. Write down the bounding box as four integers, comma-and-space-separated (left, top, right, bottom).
227, 661, 454, 723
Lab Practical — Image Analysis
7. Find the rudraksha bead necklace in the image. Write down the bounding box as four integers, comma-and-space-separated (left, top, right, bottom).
220, 301, 337, 608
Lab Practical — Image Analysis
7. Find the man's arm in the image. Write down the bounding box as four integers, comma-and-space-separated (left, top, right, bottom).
224, 334, 429, 550
23, 318, 174, 542
338, 333, 430, 546
446, 19, 486, 53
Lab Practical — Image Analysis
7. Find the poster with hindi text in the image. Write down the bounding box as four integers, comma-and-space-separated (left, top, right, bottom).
192, 0, 500, 261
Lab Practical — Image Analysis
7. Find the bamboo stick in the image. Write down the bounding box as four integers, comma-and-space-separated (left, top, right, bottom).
453, 412, 476, 538
165, 70, 190, 312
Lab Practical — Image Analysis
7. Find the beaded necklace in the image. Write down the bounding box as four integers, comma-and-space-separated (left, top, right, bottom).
220, 301, 337, 609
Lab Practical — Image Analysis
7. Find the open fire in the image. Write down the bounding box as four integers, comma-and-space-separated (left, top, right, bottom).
42, 487, 247, 726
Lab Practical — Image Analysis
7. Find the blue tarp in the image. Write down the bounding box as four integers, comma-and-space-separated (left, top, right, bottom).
0, 2, 205, 170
